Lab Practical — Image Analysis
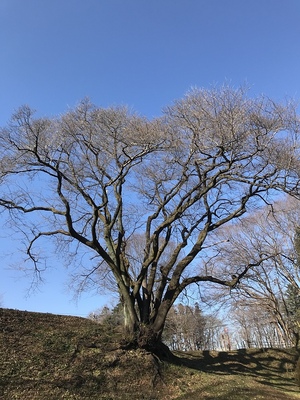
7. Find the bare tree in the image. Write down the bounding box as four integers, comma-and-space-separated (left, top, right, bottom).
1, 86, 300, 353
230, 299, 294, 349
209, 197, 300, 348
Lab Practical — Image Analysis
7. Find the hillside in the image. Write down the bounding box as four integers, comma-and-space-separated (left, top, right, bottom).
0, 307, 299, 400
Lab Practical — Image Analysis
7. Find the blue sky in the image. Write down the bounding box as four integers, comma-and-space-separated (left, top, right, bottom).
0, 0, 300, 317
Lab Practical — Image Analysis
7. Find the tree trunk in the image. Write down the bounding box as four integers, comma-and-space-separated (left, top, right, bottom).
123, 303, 137, 334
138, 300, 173, 357
120, 296, 173, 358
135, 323, 172, 358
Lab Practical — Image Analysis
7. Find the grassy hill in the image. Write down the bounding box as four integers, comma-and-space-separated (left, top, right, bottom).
0, 307, 300, 400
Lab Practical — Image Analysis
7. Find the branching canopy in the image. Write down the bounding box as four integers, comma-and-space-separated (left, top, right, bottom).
1, 86, 300, 343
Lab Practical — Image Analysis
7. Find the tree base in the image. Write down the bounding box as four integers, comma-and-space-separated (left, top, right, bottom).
120, 326, 174, 360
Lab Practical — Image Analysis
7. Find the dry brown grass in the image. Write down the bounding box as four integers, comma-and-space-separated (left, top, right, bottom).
0, 307, 299, 399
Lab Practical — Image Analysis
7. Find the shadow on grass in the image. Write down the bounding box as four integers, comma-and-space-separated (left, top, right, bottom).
170, 347, 300, 396
174, 384, 298, 400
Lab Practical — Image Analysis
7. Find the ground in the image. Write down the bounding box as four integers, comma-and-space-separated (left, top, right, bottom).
0, 308, 299, 399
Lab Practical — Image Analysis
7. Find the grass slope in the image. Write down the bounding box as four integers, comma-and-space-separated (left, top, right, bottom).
0, 307, 299, 400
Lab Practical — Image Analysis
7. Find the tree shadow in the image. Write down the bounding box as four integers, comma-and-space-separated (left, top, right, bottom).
169, 347, 299, 395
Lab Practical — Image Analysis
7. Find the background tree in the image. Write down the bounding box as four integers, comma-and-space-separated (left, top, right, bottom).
88, 303, 124, 327
230, 300, 293, 348
208, 197, 300, 349
1, 86, 300, 353
163, 303, 207, 351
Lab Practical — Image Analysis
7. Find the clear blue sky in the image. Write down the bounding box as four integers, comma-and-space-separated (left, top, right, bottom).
0, 0, 300, 317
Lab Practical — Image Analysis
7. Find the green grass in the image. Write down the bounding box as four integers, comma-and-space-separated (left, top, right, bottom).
0, 307, 299, 399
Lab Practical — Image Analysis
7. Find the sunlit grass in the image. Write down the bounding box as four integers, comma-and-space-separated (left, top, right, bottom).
0, 308, 299, 399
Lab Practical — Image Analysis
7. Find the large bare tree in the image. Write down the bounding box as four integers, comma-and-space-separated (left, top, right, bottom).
1, 86, 300, 353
